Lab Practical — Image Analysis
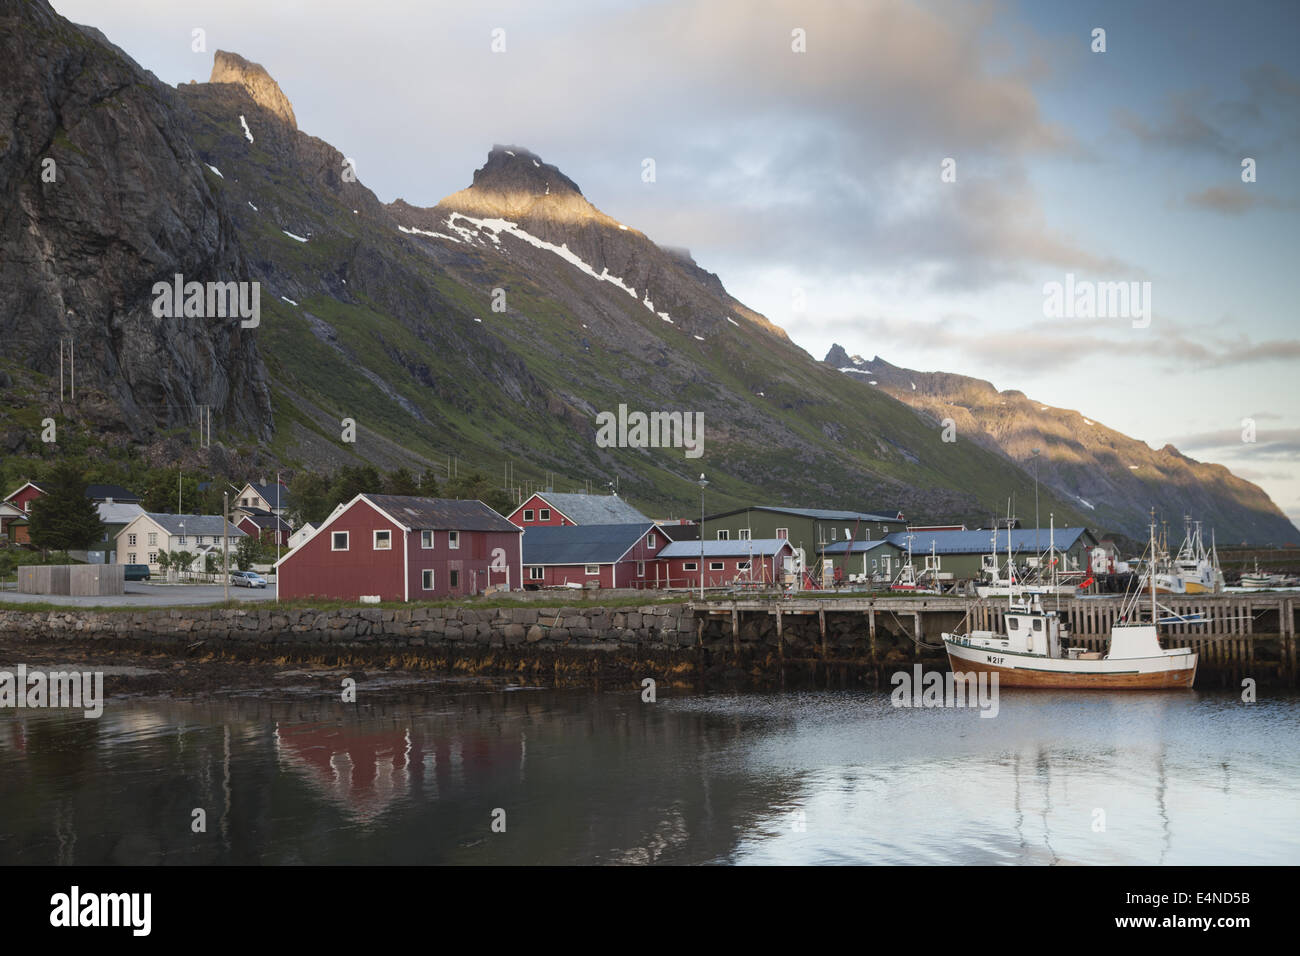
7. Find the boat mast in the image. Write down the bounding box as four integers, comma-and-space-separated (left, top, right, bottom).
1149, 515, 1157, 622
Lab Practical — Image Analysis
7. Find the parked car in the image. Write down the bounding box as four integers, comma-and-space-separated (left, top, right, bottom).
123, 564, 151, 582
230, 570, 267, 589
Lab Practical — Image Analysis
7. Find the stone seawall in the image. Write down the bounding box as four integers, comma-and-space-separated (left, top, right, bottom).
0, 604, 699, 649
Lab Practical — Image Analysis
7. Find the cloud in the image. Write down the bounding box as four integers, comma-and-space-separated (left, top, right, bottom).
816, 313, 1300, 375
1168, 426, 1300, 458
1186, 186, 1297, 215
1119, 64, 1300, 155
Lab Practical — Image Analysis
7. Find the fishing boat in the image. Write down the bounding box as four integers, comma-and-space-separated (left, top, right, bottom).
891, 536, 937, 594
1240, 559, 1287, 590
942, 521, 1197, 689
975, 518, 1077, 599
1155, 517, 1224, 595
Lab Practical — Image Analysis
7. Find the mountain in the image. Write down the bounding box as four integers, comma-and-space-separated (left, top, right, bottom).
0, 0, 271, 446
823, 346, 1299, 545
0, 0, 1285, 542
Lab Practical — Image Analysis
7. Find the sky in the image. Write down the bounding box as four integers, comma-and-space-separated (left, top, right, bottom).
51, 0, 1300, 526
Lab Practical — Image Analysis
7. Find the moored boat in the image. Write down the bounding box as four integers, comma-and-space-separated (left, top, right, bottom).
943, 521, 1197, 689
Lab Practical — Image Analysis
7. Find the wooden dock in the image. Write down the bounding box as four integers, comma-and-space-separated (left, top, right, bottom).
690, 593, 1298, 686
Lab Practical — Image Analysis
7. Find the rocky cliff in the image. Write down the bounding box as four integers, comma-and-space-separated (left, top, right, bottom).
0, 0, 272, 441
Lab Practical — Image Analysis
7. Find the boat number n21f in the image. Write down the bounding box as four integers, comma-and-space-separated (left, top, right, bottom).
986, 655, 1004, 665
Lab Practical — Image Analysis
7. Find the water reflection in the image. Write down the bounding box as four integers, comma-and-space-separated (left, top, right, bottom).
1, 686, 1297, 865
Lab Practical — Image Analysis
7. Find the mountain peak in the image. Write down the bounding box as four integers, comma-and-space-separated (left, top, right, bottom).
436, 145, 601, 223
473, 145, 582, 197
209, 50, 297, 128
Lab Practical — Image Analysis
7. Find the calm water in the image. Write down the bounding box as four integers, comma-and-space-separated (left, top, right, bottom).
1, 683, 1297, 864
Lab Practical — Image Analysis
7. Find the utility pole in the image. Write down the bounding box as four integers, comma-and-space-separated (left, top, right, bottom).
177, 470, 182, 514
223, 492, 230, 603
698, 473, 708, 600
275, 469, 281, 602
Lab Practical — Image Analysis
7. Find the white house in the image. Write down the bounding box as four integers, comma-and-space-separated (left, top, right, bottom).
287, 522, 317, 550
116, 512, 246, 576
234, 480, 292, 518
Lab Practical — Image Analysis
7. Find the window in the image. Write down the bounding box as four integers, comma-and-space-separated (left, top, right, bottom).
128, 553, 136, 564
737, 561, 751, 571
683, 562, 698, 571
147, 552, 157, 564
647, 533, 657, 549
177, 535, 186, 545
421, 530, 434, 549
738, 529, 751, 540
637, 561, 645, 577
449, 570, 459, 588
585, 564, 600, 575
332, 531, 349, 551
830, 528, 837, 541
776, 528, 788, 539
128, 533, 137, 546
1008, 618, 1019, 630
529, 567, 544, 580
716, 530, 730, 540
1033, 618, 1043, 631
523, 509, 534, 522
196, 536, 204, 546
539, 509, 550, 521
709, 561, 725, 571
148, 532, 157, 546
448, 531, 460, 549
421, 569, 435, 590
374, 530, 392, 550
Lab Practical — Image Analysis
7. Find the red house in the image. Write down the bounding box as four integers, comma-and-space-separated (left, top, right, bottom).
276, 494, 523, 602
235, 511, 292, 546
507, 491, 650, 528
521, 522, 664, 589
2, 481, 44, 545
656, 538, 795, 590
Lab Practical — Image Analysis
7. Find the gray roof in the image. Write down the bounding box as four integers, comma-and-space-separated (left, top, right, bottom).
659, 538, 792, 558
363, 494, 520, 533
819, 538, 902, 555
249, 482, 292, 508
707, 506, 902, 523
531, 492, 650, 525
141, 513, 246, 537
522, 523, 654, 565
886, 528, 1091, 555
97, 501, 144, 525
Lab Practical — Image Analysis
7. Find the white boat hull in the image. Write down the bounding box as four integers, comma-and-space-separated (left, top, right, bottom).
943, 637, 1197, 689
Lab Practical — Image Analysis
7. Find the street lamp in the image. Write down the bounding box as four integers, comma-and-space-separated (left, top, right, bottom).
697, 474, 708, 600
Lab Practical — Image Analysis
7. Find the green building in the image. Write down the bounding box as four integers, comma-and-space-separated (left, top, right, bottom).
817, 538, 906, 583
701, 506, 908, 568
